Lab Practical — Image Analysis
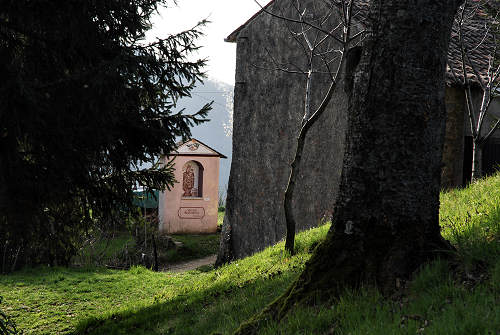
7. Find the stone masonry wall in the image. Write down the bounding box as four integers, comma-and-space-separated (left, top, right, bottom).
442, 86, 465, 189
217, 0, 349, 262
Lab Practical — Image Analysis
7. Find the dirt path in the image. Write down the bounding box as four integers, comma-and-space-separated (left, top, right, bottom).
163, 254, 217, 273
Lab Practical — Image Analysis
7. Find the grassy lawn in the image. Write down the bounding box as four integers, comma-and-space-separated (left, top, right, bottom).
73, 232, 135, 266
1, 176, 499, 334
164, 233, 220, 263
0, 226, 323, 334
218, 209, 225, 227
73, 211, 224, 268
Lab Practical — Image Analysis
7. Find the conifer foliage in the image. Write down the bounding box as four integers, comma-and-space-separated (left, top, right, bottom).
0, 0, 210, 270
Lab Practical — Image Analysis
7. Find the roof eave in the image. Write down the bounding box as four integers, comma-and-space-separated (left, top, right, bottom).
169, 138, 227, 159
224, 0, 275, 43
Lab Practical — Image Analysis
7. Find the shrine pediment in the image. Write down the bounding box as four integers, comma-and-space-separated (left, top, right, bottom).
170, 139, 227, 158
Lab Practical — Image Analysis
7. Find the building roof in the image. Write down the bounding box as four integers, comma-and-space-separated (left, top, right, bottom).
226, 0, 497, 87
225, 0, 276, 42
447, 6, 497, 86
170, 138, 227, 158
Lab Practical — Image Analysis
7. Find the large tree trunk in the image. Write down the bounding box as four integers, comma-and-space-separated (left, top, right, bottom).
235, 0, 461, 333
0, 136, 11, 215
471, 139, 483, 181
0, 156, 7, 214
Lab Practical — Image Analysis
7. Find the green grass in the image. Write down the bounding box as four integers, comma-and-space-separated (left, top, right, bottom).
0, 225, 327, 334
73, 211, 225, 267
161, 209, 223, 263
218, 210, 225, 227
73, 232, 135, 266
257, 259, 499, 335
440, 174, 500, 269
164, 233, 220, 263
1, 176, 500, 334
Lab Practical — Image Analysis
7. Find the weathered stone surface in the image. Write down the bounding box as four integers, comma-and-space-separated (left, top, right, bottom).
217, 0, 500, 265
217, 0, 348, 263
442, 86, 465, 189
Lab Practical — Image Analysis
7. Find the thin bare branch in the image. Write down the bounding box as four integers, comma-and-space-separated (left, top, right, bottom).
251, 63, 307, 75
261, 47, 308, 74
254, 0, 345, 44
491, 63, 500, 83
348, 29, 367, 43
300, 57, 342, 135
277, 3, 318, 60
482, 117, 500, 143
464, 51, 487, 90
447, 60, 461, 84
477, 89, 491, 133
458, 3, 479, 139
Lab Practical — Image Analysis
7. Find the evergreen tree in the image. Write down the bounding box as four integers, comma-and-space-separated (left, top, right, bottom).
0, 0, 210, 269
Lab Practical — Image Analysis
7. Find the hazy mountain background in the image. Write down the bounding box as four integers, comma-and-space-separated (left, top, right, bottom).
136, 79, 232, 201
177, 79, 233, 200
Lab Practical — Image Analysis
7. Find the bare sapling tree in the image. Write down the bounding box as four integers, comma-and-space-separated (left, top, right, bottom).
254, 0, 365, 253
452, 0, 500, 181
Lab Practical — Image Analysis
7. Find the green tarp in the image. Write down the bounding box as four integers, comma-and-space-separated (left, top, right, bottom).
132, 190, 159, 209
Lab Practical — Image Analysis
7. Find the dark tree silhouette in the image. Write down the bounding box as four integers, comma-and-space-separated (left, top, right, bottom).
0, 0, 210, 269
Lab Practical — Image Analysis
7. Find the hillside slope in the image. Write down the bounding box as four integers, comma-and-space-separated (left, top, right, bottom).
1, 174, 499, 334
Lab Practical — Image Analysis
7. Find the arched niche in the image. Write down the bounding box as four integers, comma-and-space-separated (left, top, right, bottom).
181, 160, 204, 198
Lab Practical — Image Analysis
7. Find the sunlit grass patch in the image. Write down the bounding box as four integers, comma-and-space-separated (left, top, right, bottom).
218, 210, 225, 227
2, 174, 500, 334
440, 173, 500, 268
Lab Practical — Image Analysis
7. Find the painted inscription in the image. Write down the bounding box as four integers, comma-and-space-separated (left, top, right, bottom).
178, 207, 205, 219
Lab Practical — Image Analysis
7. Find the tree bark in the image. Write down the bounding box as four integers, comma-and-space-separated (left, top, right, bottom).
152, 233, 159, 272
0, 138, 10, 216
235, 0, 461, 333
284, 67, 315, 254
283, 70, 313, 255
284, 76, 342, 254
471, 139, 483, 181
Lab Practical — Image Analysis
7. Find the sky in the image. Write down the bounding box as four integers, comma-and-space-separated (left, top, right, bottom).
148, 0, 264, 85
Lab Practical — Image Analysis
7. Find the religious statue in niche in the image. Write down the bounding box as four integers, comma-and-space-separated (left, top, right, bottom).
182, 164, 195, 196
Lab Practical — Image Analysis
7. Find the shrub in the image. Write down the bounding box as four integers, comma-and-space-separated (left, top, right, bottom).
0, 297, 18, 335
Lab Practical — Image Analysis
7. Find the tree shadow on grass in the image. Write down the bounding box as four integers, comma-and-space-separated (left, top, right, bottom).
75, 270, 300, 335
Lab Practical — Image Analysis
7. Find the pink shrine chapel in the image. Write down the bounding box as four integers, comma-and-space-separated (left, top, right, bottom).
158, 139, 226, 234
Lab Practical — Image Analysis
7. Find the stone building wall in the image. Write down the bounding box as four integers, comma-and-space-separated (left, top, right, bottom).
442, 86, 465, 189
442, 86, 500, 188
217, 0, 500, 263
463, 89, 500, 138
217, 0, 349, 262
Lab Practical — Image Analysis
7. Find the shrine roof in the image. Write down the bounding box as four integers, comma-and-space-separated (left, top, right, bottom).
170, 138, 227, 158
